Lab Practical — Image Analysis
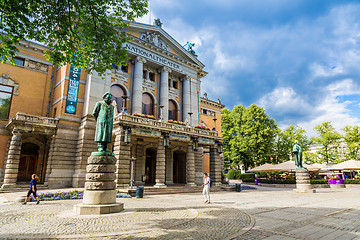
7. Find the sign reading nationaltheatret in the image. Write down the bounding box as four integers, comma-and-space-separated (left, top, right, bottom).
123, 42, 183, 72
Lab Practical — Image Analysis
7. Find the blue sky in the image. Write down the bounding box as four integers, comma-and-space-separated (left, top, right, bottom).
137, 0, 360, 136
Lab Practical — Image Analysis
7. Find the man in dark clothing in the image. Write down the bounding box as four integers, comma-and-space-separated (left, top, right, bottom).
23, 174, 40, 204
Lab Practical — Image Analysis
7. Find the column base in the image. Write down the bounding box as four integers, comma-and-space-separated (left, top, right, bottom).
74, 203, 124, 215
166, 181, 174, 185
154, 183, 167, 188
293, 189, 316, 193
186, 183, 196, 187
1, 183, 17, 189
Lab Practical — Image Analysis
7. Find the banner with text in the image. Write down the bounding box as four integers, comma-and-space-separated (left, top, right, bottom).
65, 65, 81, 114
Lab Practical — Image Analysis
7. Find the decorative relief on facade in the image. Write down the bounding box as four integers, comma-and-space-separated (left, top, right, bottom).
170, 133, 189, 141
140, 32, 170, 52
198, 138, 215, 144
111, 72, 129, 84
169, 88, 179, 100
24, 59, 48, 73
0, 74, 19, 95
143, 78, 157, 92
133, 127, 160, 137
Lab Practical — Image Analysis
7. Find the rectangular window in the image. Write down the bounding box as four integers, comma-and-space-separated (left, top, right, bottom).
149, 72, 155, 81
14, 57, 25, 67
173, 81, 178, 89
0, 84, 13, 119
121, 65, 128, 73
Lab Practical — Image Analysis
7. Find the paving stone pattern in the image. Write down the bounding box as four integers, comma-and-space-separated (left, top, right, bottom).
1, 187, 360, 239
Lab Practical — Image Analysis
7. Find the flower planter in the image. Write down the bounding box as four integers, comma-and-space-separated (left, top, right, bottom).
328, 179, 345, 188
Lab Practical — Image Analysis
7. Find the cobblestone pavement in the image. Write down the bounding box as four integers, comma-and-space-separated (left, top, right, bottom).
0, 187, 360, 239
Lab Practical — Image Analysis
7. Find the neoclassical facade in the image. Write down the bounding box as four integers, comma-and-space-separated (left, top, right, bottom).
0, 21, 224, 189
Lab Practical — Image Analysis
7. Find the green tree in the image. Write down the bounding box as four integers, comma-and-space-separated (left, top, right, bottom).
0, 96, 11, 119
273, 125, 311, 164
221, 104, 278, 170
342, 125, 360, 160
312, 122, 342, 163
0, 0, 148, 74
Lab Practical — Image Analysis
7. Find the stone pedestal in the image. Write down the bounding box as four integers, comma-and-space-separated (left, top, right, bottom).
74, 154, 123, 215
294, 168, 316, 193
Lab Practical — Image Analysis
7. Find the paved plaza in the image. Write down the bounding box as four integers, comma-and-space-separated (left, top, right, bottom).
0, 186, 359, 239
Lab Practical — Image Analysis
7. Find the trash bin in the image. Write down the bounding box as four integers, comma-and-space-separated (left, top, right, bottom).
136, 186, 144, 198
255, 178, 260, 185
235, 183, 242, 192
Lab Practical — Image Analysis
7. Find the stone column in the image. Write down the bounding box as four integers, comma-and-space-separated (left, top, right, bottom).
135, 143, 145, 185
72, 116, 97, 187
132, 57, 146, 114
186, 145, 196, 186
159, 67, 171, 121
74, 154, 123, 215
294, 168, 316, 193
165, 147, 173, 185
182, 76, 191, 122
195, 147, 204, 185
44, 136, 55, 184
1, 130, 22, 189
113, 127, 131, 188
210, 144, 221, 186
154, 139, 166, 188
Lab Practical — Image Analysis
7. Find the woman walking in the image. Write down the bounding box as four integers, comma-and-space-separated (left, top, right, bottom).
202, 173, 211, 204
23, 174, 40, 205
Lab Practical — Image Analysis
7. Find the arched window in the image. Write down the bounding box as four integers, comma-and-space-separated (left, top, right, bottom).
142, 93, 154, 115
168, 100, 177, 121
110, 85, 126, 113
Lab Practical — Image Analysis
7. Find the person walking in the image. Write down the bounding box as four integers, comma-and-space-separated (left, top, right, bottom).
202, 173, 211, 204
23, 174, 40, 205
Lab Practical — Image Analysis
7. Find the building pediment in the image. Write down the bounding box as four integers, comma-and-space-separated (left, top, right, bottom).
125, 22, 205, 69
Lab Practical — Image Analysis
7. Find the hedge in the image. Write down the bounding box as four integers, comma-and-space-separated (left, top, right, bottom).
227, 169, 240, 180
345, 179, 360, 184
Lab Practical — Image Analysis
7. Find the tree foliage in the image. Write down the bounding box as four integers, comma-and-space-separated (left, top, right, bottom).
221, 104, 278, 170
273, 124, 312, 164
0, 96, 11, 119
342, 125, 360, 161
0, 0, 148, 74
312, 121, 342, 163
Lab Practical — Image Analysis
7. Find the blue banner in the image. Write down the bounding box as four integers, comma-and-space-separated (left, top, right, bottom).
65, 64, 81, 114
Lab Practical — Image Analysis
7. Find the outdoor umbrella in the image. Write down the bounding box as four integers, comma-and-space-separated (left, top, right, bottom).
330, 160, 360, 171
247, 163, 274, 172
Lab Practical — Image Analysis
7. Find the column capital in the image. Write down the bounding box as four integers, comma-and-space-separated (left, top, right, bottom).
161, 67, 172, 73
11, 128, 22, 135
183, 75, 191, 81
135, 56, 147, 64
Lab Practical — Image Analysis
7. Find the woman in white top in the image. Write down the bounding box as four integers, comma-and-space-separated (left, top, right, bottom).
202, 173, 211, 204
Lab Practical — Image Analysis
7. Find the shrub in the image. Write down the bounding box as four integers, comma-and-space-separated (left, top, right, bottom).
227, 169, 240, 180
238, 173, 255, 182
260, 179, 296, 184
345, 179, 360, 184
310, 180, 328, 184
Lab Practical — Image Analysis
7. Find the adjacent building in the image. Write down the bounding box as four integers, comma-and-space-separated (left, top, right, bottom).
0, 21, 224, 189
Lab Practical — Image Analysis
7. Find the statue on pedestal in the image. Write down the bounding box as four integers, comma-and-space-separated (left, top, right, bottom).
292, 140, 304, 169
93, 92, 114, 155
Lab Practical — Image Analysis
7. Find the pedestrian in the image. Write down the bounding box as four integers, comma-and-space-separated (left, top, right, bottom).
23, 174, 40, 205
202, 173, 211, 204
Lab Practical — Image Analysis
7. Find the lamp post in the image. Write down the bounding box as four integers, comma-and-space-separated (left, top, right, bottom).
129, 157, 135, 189
159, 105, 164, 122
124, 126, 131, 144
188, 112, 193, 126
163, 133, 170, 147
212, 118, 217, 131
121, 95, 128, 113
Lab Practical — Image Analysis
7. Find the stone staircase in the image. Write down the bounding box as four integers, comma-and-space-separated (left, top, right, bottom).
0, 183, 49, 193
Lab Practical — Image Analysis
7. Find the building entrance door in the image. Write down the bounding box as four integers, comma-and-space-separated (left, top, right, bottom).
173, 150, 186, 183
145, 148, 156, 184
17, 143, 40, 182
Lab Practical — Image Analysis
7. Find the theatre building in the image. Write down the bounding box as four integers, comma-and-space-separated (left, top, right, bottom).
0, 21, 224, 189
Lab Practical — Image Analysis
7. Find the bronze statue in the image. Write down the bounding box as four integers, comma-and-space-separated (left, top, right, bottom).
93, 92, 114, 154
292, 140, 304, 168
